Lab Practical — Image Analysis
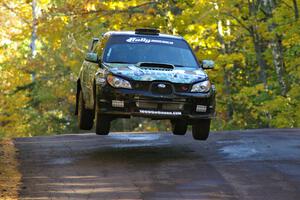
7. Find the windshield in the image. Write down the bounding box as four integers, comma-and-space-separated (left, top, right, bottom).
103, 35, 199, 68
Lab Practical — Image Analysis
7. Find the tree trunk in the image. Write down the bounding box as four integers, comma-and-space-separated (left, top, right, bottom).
248, 1, 268, 88
264, 0, 288, 96
30, 0, 37, 81
223, 67, 234, 120
293, 0, 299, 20
270, 35, 288, 96
251, 28, 268, 88
217, 20, 234, 120
30, 0, 37, 58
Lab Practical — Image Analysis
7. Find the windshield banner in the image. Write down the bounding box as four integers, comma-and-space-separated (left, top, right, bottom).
126, 37, 174, 45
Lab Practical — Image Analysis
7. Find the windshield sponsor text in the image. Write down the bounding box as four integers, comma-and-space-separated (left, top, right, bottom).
126, 37, 174, 45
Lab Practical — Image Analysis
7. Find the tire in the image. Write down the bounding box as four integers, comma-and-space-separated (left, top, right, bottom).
95, 110, 110, 135
78, 90, 94, 130
192, 119, 211, 140
171, 120, 187, 135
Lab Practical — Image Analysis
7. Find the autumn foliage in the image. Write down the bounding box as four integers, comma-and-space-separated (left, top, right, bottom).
0, 0, 299, 137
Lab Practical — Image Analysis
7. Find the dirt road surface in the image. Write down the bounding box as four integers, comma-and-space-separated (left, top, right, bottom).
15, 129, 300, 200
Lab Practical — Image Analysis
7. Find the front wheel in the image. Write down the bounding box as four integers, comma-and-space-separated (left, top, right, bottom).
171, 120, 187, 135
95, 111, 110, 135
192, 119, 211, 140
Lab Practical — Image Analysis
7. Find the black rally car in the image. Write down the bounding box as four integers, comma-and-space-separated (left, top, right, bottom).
75, 29, 215, 140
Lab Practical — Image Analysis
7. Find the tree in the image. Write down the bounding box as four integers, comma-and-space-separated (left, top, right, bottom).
0, 0, 299, 138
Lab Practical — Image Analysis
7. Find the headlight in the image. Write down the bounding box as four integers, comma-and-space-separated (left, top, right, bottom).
107, 75, 132, 89
191, 80, 211, 92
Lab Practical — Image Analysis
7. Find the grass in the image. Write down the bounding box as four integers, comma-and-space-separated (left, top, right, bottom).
0, 140, 21, 200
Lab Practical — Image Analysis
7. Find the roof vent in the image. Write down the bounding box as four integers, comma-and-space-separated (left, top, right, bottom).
135, 28, 160, 35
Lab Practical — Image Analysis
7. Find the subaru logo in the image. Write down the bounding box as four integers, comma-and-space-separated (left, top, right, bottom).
157, 83, 166, 88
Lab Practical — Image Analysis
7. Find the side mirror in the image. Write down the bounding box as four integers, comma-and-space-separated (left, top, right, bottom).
201, 60, 214, 69
85, 52, 99, 63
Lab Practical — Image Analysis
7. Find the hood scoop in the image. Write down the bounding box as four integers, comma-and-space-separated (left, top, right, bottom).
137, 62, 174, 71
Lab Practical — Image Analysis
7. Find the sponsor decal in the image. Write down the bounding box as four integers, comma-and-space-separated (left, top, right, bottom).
128, 65, 145, 76
109, 66, 207, 83
126, 37, 174, 45
139, 110, 182, 116
117, 66, 129, 71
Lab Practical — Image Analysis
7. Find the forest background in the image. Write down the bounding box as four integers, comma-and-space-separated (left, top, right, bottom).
0, 0, 299, 138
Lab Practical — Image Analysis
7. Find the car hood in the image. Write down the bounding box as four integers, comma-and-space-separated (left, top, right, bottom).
105, 63, 207, 84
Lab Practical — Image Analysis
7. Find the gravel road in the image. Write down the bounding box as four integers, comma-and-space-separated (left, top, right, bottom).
15, 129, 300, 200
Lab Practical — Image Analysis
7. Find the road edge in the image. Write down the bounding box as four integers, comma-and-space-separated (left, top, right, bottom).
0, 139, 21, 200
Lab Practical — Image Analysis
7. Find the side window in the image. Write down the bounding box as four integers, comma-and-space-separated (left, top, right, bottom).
97, 35, 109, 59
88, 38, 99, 53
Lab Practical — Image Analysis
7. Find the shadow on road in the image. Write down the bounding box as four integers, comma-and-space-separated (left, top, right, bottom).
89, 145, 199, 163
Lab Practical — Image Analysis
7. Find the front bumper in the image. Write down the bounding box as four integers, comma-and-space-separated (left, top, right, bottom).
96, 84, 216, 121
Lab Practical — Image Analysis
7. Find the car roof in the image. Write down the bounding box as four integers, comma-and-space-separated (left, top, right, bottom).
102, 31, 184, 40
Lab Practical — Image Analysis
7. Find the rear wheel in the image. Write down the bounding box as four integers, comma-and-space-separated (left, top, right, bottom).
95, 104, 111, 135
171, 120, 187, 135
192, 119, 211, 140
78, 90, 94, 130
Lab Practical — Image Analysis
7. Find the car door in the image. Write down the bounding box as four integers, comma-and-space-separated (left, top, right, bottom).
80, 38, 99, 109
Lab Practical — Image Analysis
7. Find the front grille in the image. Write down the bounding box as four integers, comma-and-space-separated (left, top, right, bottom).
133, 81, 191, 93
133, 82, 150, 91
151, 82, 173, 95
174, 84, 190, 92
